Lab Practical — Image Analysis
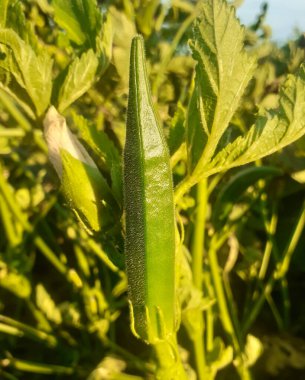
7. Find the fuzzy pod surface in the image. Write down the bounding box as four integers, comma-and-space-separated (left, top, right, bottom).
123, 35, 176, 343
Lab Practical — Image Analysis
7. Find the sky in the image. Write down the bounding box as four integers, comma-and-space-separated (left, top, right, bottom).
237, 0, 305, 42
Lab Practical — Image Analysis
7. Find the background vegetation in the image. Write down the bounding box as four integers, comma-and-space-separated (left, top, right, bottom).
0, 0, 305, 379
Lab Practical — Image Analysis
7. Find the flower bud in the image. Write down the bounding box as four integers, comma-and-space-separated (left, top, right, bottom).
43, 106, 115, 232
43, 106, 96, 178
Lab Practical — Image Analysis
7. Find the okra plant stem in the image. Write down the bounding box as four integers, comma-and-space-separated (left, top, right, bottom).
208, 236, 252, 380
174, 174, 197, 204
208, 237, 239, 345
192, 179, 208, 289
205, 271, 215, 352
191, 179, 208, 379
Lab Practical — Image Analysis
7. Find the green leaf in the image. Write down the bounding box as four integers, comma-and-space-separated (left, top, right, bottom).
56, 49, 99, 112
5, 0, 39, 50
51, 0, 102, 48
0, 29, 52, 116
187, 0, 256, 172
207, 64, 305, 175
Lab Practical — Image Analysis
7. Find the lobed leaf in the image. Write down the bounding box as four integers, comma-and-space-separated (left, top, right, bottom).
4, 0, 38, 50
206, 64, 305, 175
0, 29, 52, 116
187, 0, 256, 171
56, 49, 99, 112
51, 0, 102, 48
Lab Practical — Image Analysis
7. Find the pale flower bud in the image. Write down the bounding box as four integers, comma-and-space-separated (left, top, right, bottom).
43, 106, 96, 178
43, 106, 116, 232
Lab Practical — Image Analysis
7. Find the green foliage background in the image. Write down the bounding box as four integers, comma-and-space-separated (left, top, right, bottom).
0, 0, 305, 379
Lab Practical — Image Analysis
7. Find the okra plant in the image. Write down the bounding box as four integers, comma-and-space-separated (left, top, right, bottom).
1, 0, 305, 379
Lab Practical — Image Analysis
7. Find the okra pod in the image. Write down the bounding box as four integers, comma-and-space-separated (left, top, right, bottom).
123, 35, 176, 343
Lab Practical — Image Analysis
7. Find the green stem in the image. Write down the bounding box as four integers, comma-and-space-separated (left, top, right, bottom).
193, 336, 206, 380
242, 276, 275, 336
85, 237, 120, 273
175, 174, 197, 204
205, 271, 215, 352
265, 293, 284, 330
192, 180, 208, 289
208, 237, 239, 348
1, 358, 74, 375
242, 199, 305, 334
170, 143, 187, 169
276, 200, 305, 278
0, 314, 57, 347
258, 206, 278, 280
190, 180, 208, 379
208, 236, 252, 380
244, 200, 287, 328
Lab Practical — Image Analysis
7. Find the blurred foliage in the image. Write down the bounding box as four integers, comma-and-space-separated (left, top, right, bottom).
0, 0, 305, 379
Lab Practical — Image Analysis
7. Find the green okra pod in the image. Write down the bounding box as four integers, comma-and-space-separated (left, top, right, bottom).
123, 35, 176, 344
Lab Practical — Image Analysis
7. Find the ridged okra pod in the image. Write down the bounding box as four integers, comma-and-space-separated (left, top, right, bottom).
124, 35, 176, 344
